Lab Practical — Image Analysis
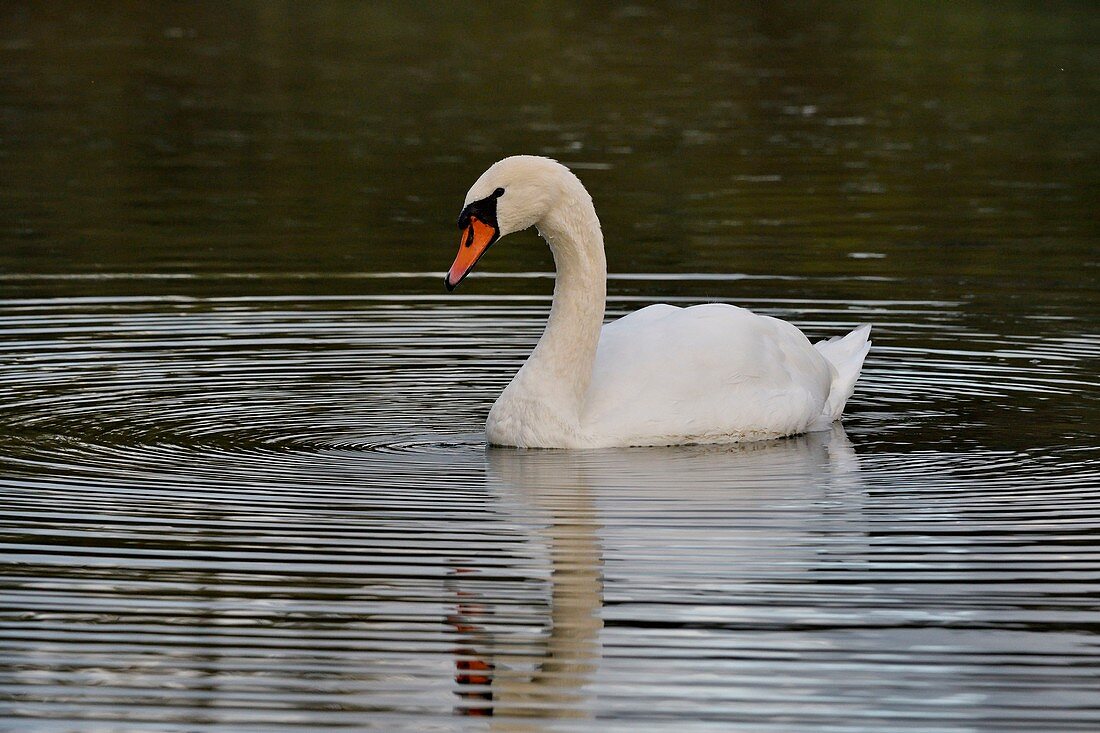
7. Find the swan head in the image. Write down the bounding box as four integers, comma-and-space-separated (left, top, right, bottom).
446, 156, 574, 291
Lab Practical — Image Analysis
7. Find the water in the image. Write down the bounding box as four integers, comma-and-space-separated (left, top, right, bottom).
1, 2, 1099, 731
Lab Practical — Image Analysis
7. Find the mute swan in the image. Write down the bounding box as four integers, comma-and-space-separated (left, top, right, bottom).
445, 155, 871, 449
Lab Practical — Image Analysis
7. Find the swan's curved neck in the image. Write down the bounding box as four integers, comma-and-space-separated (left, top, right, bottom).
523, 191, 607, 414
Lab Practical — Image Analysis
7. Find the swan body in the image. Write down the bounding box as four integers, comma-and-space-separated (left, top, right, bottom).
446, 156, 871, 449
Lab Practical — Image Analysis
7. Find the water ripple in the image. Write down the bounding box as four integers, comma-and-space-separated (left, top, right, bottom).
1, 293, 1098, 730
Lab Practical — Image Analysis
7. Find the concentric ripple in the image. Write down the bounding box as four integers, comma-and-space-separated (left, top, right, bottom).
1, 288, 1099, 731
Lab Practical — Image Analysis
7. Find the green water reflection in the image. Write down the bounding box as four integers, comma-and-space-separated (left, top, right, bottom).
0, 1, 1095, 303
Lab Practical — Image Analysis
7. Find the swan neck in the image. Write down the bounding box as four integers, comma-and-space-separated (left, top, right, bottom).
528, 197, 606, 409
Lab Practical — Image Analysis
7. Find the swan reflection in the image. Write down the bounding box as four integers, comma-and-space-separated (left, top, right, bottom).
449, 424, 863, 721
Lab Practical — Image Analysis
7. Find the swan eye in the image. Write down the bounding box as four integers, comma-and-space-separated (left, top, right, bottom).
457, 189, 504, 231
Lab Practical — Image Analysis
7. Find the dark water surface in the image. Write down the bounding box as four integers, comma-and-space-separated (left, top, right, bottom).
2, 2, 1098, 731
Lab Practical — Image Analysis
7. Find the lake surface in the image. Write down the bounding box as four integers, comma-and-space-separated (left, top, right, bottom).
1, 2, 1098, 731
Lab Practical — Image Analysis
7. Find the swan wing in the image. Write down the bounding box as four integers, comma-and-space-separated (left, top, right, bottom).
582, 303, 834, 446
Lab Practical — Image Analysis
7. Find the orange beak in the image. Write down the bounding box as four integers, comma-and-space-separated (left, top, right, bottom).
445, 215, 499, 291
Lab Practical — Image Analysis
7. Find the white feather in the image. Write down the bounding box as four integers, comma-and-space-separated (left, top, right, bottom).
453, 156, 872, 448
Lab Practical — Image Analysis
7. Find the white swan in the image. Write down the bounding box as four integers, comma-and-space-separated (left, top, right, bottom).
445, 155, 871, 449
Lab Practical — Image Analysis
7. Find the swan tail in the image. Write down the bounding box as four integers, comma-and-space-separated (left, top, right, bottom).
813, 324, 872, 425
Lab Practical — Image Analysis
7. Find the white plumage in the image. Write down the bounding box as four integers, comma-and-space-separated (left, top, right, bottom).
446, 156, 871, 448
